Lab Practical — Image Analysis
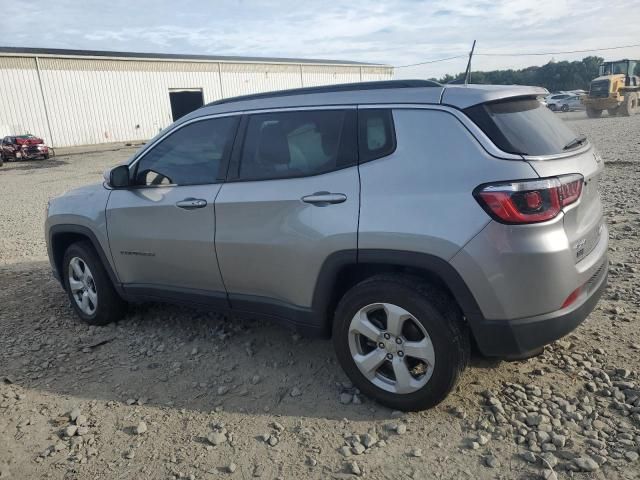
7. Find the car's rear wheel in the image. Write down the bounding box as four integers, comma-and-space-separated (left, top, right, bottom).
333, 274, 469, 411
62, 241, 126, 325
548, 104, 557, 111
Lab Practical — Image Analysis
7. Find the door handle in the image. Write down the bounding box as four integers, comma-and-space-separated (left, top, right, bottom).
176, 198, 207, 210
301, 192, 347, 206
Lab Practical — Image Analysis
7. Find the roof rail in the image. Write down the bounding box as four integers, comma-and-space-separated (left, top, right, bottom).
206, 79, 441, 106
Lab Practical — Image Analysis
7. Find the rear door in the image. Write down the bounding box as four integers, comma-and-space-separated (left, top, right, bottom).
214, 108, 359, 317
106, 115, 239, 301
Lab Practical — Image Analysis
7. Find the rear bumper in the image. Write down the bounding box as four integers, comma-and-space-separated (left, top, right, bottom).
471, 259, 608, 357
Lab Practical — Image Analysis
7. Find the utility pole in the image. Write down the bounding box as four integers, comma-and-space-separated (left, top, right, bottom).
464, 40, 476, 85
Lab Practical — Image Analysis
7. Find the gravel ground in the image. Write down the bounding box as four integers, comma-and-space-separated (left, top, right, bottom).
1, 111, 639, 479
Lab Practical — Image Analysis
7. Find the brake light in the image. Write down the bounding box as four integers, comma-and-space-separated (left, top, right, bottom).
474, 174, 583, 224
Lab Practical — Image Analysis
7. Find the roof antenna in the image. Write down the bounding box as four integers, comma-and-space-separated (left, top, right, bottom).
464, 40, 476, 85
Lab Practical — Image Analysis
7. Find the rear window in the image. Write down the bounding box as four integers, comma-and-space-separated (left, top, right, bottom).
464, 98, 579, 156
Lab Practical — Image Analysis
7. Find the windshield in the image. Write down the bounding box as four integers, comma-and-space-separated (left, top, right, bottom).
599, 61, 630, 76
464, 98, 582, 156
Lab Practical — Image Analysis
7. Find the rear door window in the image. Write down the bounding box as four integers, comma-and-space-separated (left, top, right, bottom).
464, 98, 580, 156
237, 109, 356, 181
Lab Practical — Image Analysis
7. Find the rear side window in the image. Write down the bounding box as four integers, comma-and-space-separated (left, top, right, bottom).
464, 98, 579, 156
238, 109, 356, 181
358, 109, 396, 162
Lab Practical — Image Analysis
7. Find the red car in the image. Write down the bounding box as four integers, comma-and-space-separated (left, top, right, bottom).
1, 135, 50, 162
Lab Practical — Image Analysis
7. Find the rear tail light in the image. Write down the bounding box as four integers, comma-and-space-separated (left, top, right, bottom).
474, 174, 583, 224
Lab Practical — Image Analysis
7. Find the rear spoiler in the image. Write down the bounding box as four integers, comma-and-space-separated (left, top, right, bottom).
441, 85, 549, 109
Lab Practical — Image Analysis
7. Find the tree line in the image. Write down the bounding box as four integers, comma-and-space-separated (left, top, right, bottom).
432, 56, 636, 92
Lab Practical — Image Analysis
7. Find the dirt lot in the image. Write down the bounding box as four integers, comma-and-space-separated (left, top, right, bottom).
1, 111, 639, 480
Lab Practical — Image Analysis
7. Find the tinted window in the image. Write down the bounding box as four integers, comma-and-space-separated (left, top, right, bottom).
238, 110, 356, 181
464, 98, 579, 156
135, 117, 238, 186
358, 109, 396, 163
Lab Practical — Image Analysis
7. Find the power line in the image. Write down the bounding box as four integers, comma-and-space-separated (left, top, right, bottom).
394, 42, 640, 68
475, 42, 640, 57
395, 55, 467, 68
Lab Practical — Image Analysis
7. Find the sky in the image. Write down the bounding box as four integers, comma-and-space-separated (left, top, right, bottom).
2, 0, 639, 79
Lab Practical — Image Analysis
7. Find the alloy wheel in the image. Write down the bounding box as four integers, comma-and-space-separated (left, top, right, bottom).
348, 303, 435, 394
68, 257, 98, 315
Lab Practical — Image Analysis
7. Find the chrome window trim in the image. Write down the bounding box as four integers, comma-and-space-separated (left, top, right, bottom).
128, 105, 358, 172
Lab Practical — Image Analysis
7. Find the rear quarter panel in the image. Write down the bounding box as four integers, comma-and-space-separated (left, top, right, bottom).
357, 108, 539, 259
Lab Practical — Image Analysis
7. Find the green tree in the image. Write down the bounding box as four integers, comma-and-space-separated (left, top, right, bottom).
436, 56, 604, 91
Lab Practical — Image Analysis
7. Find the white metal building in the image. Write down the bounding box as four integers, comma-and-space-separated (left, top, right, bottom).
0, 47, 393, 148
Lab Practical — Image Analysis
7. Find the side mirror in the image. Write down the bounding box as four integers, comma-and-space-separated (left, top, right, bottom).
108, 165, 131, 188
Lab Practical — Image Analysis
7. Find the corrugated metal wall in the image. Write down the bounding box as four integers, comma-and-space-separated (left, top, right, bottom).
0, 56, 393, 147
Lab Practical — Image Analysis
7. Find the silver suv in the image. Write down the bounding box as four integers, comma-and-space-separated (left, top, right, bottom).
45, 80, 608, 411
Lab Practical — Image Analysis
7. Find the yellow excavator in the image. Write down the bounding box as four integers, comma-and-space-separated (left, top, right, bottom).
583, 59, 639, 117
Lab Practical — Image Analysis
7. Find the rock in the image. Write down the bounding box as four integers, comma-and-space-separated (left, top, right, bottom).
69, 408, 81, 422
526, 414, 543, 426
624, 451, 639, 462
349, 461, 362, 476
485, 455, 499, 468
339, 393, 352, 405
574, 457, 599, 472
540, 453, 558, 468
217, 386, 230, 395
227, 463, 237, 473
468, 441, 480, 450
541, 469, 558, 480
478, 434, 490, 446
410, 448, 423, 458
134, 421, 147, 435
64, 425, 78, 437
351, 442, 365, 455
522, 451, 537, 463
352, 394, 362, 405
250, 375, 261, 385
550, 433, 566, 448
75, 414, 88, 426
290, 387, 302, 397
76, 426, 89, 436
395, 423, 407, 435
339, 446, 352, 457
207, 431, 227, 446
272, 421, 284, 432
268, 435, 278, 447
361, 433, 377, 449
53, 441, 67, 452
124, 450, 135, 459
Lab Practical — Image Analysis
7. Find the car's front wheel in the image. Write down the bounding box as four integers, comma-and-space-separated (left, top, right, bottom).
333, 274, 469, 411
62, 241, 126, 325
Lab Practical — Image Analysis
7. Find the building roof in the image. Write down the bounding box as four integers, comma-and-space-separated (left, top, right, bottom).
0, 46, 389, 67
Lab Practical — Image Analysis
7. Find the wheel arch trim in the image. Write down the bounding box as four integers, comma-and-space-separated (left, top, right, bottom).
49, 224, 123, 295
312, 249, 485, 327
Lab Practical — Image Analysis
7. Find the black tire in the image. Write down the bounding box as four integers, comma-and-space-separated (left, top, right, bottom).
62, 241, 126, 325
586, 107, 602, 118
548, 104, 557, 111
620, 91, 638, 116
561, 104, 569, 112
332, 274, 469, 411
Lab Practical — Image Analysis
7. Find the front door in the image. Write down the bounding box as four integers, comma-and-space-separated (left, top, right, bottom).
106, 115, 239, 301
215, 108, 360, 318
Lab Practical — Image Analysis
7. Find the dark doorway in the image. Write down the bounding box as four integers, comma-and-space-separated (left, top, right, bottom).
169, 90, 204, 121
